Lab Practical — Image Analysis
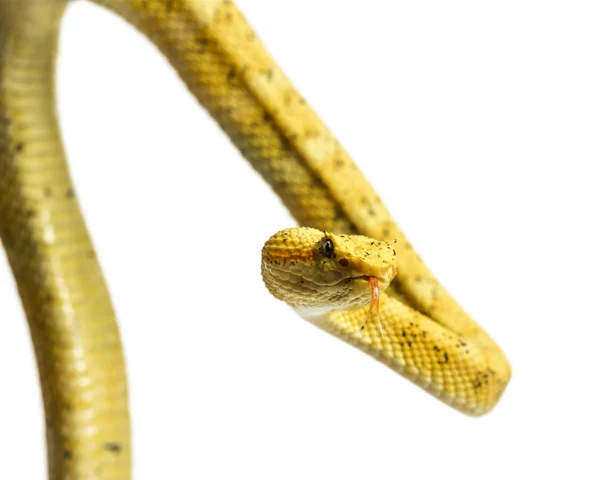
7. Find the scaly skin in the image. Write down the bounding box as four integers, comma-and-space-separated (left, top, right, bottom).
0, 0, 511, 478
262, 227, 397, 314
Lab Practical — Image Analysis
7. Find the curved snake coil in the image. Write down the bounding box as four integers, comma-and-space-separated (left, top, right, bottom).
0, 0, 511, 478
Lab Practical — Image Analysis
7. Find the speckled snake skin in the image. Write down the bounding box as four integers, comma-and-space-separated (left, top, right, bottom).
0, 0, 511, 478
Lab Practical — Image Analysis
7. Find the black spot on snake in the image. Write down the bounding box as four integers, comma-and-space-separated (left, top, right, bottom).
104, 442, 121, 454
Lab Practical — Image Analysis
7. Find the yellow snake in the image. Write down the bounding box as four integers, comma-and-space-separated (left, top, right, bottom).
0, 0, 511, 477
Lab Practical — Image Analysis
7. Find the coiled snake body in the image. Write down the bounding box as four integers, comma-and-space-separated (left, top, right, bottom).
0, 0, 511, 478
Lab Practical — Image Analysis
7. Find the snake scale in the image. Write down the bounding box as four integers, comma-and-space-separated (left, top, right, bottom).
0, 0, 511, 478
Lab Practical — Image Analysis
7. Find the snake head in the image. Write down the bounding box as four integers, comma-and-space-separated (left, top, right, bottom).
261, 227, 396, 315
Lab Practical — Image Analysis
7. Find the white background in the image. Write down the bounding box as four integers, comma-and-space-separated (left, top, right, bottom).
1, 1, 599, 478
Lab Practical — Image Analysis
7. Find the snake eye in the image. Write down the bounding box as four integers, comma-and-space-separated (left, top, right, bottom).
321, 238, 334, 258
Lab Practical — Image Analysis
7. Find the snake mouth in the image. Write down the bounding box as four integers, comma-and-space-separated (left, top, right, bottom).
353, 275, 384, 284
351, 265, 396, 286
352, 265, 396, 313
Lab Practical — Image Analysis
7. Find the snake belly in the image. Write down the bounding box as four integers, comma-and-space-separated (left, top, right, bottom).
0, 0, 511, 478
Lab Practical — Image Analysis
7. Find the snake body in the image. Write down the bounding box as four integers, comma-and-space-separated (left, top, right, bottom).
0, 0, 511, 478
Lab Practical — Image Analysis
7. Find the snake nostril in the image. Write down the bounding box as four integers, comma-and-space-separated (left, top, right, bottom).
338, 258, 349, 267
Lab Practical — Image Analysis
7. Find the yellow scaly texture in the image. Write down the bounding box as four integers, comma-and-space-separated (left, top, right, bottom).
0, 0, 511, 478
262, 227, 397, 312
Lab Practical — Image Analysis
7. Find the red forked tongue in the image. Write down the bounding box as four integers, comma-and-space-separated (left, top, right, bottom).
368, 277, 380, 313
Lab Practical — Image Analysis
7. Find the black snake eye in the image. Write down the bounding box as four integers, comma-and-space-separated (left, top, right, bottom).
321, 238, 334, 258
